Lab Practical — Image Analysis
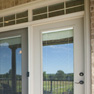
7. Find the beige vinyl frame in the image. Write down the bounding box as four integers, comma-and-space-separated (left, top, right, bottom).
0, 0, 91, 94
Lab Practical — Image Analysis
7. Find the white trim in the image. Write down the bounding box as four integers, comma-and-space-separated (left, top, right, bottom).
42, 27, 73, 33
0, 11, 84, 33
32, 3, 84, 17
0, 0, 90, 94
28, 26, 34, 94
31, 11, 84, 26
84, 0, 91, 94
28, 9, 32, 22
0, 35, 21, 40
33, 17, 84, 94
0, 0, 64, 17
0, 0, 84, 20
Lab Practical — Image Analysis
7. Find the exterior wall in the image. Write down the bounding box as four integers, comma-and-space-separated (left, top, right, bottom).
0, 0, 39, 10
90, 0, 94, 94
0, 0, 93, 94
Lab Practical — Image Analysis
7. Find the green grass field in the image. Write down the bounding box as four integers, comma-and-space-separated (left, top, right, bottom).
0, 80, 73, 94
43, 81, 73, 94
0, 80, 22, 93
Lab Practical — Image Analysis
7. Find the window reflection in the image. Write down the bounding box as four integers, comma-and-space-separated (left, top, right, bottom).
42, 28, 74, 94
0, 37, 22, 94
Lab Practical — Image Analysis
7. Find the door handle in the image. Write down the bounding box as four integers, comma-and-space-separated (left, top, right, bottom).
75, 80, 84, 84
27, 72, 29, 77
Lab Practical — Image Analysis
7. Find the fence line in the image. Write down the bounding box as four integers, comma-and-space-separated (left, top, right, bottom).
43, 80, 73, 94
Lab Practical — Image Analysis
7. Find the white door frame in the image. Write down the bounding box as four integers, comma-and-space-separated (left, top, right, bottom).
33, 17, 84, 94
0, 0, 91, 94
84, 0, 91, 94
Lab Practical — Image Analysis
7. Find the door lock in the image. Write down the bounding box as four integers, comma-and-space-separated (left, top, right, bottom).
79, 72, 84, 76
75, 80, 84, 85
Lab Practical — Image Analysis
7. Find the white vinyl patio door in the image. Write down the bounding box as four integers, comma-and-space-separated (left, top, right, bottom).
33, 17, 84, 94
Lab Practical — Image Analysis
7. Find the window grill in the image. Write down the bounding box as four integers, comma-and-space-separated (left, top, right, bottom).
32, 0, 84, 21
0, 17, 3, 27
0, 0, 84, 28
0, 11, 28, 27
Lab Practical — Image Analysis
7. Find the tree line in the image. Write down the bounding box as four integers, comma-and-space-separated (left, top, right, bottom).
43, 70, 73, 81
0, 69, 73, 81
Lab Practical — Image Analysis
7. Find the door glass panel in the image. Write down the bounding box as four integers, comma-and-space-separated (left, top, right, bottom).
42, 28, 74, 94
0, 36, 22, 94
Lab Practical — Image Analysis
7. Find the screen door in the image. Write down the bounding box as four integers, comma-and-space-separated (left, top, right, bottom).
0, 28, 28, 94
33, 17, 84, 94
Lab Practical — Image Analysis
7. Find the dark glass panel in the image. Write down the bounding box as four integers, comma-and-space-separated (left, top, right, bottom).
49, 3, 64, 12
33, 14, 47, 21
4, 21, 15, 26
66, 0, 84, 8
33, 7, 47, 15
49, 10, 64, 17
4, 15, 15, 21
16, 18, 28, 24
16, 11, 28, 19
0, 17, 3, 22
0, 23, 3, 27
66, 6, 84, 14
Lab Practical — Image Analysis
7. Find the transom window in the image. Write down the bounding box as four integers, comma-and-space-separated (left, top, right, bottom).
32, 0, 84, 21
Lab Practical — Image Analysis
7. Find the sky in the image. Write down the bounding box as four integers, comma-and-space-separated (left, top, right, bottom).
43, 43, 74, 74
0, 44, 22, 75
0, 41, 74, 75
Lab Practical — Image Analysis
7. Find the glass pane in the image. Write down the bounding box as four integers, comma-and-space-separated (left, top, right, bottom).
16, 18, 28, 24
49, 10, 64, 17
0, 17, 3, 22
66, 0, 84, 8
16, 11, 28, 19
49, 3, 64, 12
4, 15, 15, 21
4, 21, 15, 26
0, 36, 22, 94
33, 7, 47, 15
0, 23, 3, 27
42, 28, 74, 94
66, 6, 84, 14
33, 14, 47, 21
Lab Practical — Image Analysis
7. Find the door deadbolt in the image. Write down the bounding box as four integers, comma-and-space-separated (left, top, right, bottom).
79, 72, 84, 76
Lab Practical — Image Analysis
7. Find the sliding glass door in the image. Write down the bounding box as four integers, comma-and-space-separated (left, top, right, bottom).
0, 28, 28, 94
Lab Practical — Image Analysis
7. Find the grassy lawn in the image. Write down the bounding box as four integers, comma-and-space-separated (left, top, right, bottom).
0, 80, 73, 94
43, 81, 73, 94
0, 80, 22, 93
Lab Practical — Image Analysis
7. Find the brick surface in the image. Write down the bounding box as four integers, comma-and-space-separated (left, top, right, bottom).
15, 0, 30, 5
91, 23, 94, 29
91, 29, 94, 35
91, 12, 94, 17
15, 0, 19, 5
0, 0, 2, 10
91, 0, 94, 93
0, 0, 43, 10
91, 6, 94, 12
0, 0, 33, 9
2, 0, 15, 9
91, 17, 94, 22
90, 1, 94, 6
